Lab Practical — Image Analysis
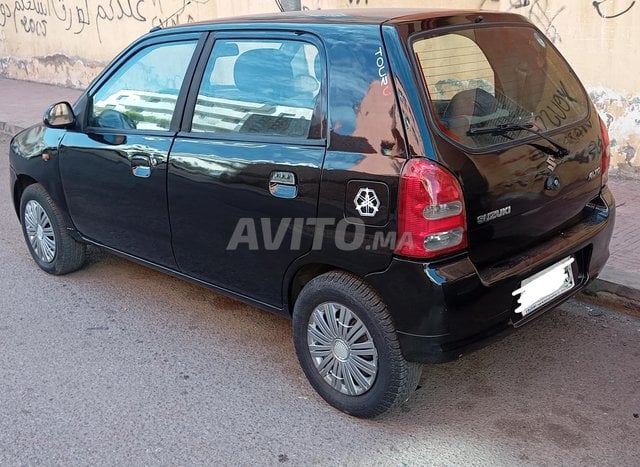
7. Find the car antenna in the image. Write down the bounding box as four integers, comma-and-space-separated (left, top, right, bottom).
150, 0, 192, 31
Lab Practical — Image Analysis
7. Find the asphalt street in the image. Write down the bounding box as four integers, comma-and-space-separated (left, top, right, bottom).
1, 132, 639, 465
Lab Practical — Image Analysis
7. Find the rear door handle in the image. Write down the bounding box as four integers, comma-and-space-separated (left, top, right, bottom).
269, 171, 297, 199
131, 154, 155, 178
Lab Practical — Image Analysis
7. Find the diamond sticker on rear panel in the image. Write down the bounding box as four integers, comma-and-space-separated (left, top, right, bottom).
345, 181, 389, 227
354, 188, 380, 217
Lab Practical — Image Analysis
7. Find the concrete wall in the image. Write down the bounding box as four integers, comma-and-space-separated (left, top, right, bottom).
0, 0, 637, 170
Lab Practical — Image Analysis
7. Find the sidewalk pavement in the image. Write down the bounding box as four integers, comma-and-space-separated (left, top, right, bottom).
1, 77, 638, 313
0, 78, 82, 136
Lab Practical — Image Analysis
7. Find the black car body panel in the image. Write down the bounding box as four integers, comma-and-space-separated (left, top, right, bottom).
10, 125, 72, 222
60, 132, 178, 267
9, 9, 615, 364
367, 186, 614, 362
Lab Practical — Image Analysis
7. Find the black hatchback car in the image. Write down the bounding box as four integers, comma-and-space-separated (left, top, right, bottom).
9, 9, 614, 417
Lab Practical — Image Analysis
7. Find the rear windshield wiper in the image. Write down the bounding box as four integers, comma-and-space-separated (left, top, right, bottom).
467, 123, 570, 158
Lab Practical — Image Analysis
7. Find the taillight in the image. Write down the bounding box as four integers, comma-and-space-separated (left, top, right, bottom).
396, 158, 467, 258
599, 117, 611, 187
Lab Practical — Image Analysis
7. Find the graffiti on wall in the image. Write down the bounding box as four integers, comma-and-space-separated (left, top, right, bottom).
506, 0, 565, 42
476, 0, 637, 45
478, 0, 499, 8
592, 0, 636, 19
0, 0, 209, 42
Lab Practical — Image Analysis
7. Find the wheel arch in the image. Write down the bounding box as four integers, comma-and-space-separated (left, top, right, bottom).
13, 174, 38, 218
285, 262, 387, 318
14, 177, 83, 243
286, 263, 336, 316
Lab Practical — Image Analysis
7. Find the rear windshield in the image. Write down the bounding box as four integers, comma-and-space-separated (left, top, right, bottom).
412, 26, 588, 150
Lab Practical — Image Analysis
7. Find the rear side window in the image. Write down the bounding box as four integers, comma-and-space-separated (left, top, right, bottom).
413, 26, 588, 149
191, 39, 322, 139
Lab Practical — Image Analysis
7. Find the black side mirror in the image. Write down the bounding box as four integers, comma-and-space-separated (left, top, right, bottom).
43, 102, 76, 128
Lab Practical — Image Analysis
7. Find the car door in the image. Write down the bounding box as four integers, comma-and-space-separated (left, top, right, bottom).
168, 32, 327, 307
59, 34, 204, 268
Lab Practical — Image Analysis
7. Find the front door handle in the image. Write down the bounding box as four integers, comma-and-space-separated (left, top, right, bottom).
131, 154, 155, 178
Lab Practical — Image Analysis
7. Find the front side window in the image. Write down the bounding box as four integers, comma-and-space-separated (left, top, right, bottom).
91, 41, 198, 131
413, 26, 588, 149
191, 39, 322, 139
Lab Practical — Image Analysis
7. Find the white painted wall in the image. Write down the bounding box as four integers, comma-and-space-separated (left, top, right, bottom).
0, 0, 637, 168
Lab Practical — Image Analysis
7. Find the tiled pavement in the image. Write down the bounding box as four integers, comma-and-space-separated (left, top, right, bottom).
606, 177, 640, 286
0, 78, 82, 134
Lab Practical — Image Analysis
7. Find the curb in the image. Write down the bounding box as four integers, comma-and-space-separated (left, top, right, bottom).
580, 278, 640, 317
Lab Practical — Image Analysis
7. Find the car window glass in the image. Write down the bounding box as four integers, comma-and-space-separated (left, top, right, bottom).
191, 39, 322, 139
91, 41, 197, 131
418, 34, 496, 101
413, 27, 588, 149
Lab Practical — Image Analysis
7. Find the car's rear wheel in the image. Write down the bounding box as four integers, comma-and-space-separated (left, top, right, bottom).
292, 271, 422, 418
20, 184, 86, 275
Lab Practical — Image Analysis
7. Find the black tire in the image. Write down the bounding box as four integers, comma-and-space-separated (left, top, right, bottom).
20, 184, 86, 275
292, 271, 422, 418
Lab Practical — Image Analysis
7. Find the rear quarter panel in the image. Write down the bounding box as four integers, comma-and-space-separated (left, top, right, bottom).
283, 23, 409, 305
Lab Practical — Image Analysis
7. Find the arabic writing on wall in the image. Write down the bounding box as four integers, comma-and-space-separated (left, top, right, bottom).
0, 0, 208, 42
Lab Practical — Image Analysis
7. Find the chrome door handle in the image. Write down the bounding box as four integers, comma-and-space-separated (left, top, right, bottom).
131, 154, 153, 178
269, 171, 297, 199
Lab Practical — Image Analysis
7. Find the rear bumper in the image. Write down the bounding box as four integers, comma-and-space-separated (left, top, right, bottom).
366, 186, 615, 363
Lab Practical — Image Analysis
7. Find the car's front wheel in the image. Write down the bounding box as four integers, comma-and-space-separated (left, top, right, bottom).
20, 184, 86, 275
292, 271, 422, 418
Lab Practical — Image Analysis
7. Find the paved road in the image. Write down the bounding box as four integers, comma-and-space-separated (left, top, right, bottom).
1, 132, 639, 466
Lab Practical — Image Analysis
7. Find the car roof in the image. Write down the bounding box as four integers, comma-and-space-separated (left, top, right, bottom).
166, 8, 526, 29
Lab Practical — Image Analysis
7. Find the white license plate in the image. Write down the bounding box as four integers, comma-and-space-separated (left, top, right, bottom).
512, 257, 575, 317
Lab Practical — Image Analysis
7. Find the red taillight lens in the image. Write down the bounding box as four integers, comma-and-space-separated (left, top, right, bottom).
599, 117, 611, 187
396, 158, 467, 258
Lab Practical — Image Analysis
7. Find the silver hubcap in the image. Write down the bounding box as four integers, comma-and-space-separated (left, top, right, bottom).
24, 200, 56, 263
307, 302, 378, 396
